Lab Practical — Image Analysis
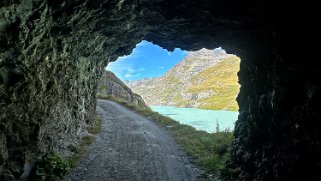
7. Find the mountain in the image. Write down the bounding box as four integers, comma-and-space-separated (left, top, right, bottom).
127, 48, 240, 111
97, 71, 147, 108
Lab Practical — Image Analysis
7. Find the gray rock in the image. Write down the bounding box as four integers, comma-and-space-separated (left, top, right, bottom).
97, 70, 147, 108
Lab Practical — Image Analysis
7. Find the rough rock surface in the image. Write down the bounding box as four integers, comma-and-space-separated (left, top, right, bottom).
127, 48, 240, 111
66, 99, 203, 181
98, 70, 147, 108
0, 0, 320, 180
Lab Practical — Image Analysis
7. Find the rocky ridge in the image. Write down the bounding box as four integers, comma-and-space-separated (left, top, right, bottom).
97, 70, 147, 108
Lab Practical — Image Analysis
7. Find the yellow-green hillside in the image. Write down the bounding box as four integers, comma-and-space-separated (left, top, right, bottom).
188, 55, 240, 110
127, 49, 240, 111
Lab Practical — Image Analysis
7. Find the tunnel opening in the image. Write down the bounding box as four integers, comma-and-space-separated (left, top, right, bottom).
104, 40, 240, 133
98, 40, 240, 178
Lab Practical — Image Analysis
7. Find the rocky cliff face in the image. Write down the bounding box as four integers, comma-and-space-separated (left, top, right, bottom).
0, 1, 140, 179
0, 0, 320, 180
98, 71, 147, 108
128, 48, 240, 111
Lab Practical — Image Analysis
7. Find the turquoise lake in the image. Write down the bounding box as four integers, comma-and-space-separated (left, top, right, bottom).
151, 106, 239, 133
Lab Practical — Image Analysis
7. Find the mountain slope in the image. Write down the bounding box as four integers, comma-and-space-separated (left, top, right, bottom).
127, 49, 240, 111
97, 71, 147, 108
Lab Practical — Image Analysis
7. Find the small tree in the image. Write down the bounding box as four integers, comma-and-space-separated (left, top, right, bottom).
216, 119, 220, 133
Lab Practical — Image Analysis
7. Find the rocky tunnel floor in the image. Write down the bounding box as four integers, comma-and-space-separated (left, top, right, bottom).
66, 99, 203, 181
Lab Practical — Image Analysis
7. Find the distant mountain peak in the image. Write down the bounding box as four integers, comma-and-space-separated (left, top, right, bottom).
186, 48, 229, 61
127, 49, 240, 111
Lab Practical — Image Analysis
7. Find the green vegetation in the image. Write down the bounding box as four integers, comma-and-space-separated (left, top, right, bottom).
88, 115, 102, 134
66, 146, 87, 169
82, 135, 95, 145
32, 153, 71, 181
98, 84, 105, 92
188, 56, 240, 111
99, 96, 234, 180
30, 115, 102, 180
67, 115, 102, 167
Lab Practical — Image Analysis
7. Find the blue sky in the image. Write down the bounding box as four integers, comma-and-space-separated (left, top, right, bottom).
106, 40, 188, 81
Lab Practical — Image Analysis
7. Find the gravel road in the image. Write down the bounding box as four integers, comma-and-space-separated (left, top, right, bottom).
66, 99, 203, 181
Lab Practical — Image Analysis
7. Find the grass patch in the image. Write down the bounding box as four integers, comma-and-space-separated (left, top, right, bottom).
82, 135, 95, 145
66, 114, 102, 168
88, 115, 102, 134
30, 114, 102, 180
98, 96, 234, 180
66, 146, 87, 168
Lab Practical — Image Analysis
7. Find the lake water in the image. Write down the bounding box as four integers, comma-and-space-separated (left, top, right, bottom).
151, 106, 238, 133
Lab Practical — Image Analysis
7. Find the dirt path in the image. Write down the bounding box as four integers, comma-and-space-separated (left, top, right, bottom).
66, 99, 203, 181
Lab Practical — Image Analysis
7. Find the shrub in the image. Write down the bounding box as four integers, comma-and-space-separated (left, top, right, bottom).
33, 153, 70, 181
82, 135, 95, 145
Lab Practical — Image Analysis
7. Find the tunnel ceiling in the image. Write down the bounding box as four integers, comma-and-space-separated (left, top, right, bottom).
1, 0, 320, 180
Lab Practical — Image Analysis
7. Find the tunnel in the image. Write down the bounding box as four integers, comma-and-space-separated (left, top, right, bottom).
0, 0, 320, 180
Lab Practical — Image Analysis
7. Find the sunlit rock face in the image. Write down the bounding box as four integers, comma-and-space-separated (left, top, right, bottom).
97, 70, 147, 108
0, 0, 320, 180
127, 48, 240, 111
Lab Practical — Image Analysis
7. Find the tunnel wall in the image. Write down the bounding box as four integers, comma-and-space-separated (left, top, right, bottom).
1, 0, 320, 180
0, 1, 106, 178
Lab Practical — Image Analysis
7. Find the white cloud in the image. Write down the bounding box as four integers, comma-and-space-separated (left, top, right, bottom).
158, 66, 165, 69
125, 73, 141, 78
124, 73, 133, 78
106, 59, 145, 80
